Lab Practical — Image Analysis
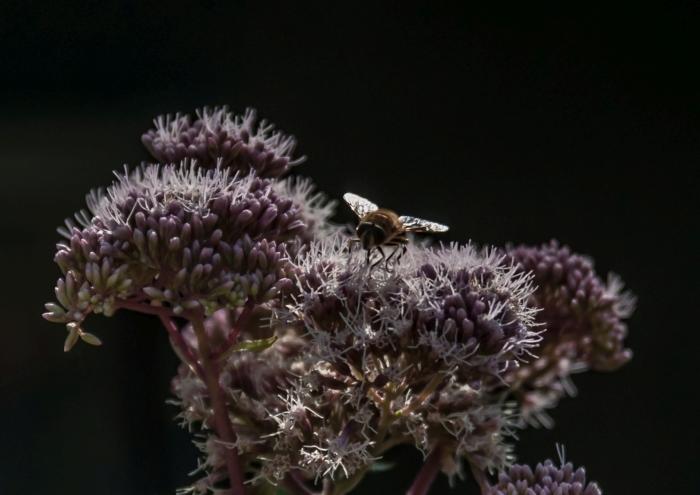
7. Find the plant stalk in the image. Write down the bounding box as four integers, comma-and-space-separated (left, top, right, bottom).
283, 472, 319, 495
158, 314, 204, 377
223, 299, 256, 349
406, 447, 442, 495
192, 316, 248, 495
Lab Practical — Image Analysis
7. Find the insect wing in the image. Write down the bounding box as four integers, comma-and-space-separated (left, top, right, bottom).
343, 192, 379, 218
399, 215, 449, 233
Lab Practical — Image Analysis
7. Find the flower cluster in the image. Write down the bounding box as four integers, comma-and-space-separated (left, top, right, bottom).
43, 163, 323, 347
486, 458, 602, 495
172, 324, 311, 491
164, 233, 633, 492
502, 241, 635, 424
251, 237, 534, 481
44, 105, 633, 495
290, 237, 540, 372
170, 235, 541, 490
142, 107, 304, 177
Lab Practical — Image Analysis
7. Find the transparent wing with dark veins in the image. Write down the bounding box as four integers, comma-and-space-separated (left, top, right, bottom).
399, 215, 449, 233
343, 192, 379, 218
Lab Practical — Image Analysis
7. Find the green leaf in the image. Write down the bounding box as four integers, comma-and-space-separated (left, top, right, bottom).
231, 335, 278, 353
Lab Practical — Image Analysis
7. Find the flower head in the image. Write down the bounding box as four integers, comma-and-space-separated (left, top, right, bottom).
269, 236, 540, 475
43, 162, 310, 347
272, 176, 339, 242
170, 235, 540, 488
487, 457, 602, 495
286, 238, 540, 382
142, 107, 304, 177
410, 245, 541, 378
403, 378, 516, 477
502, 241, 634, 423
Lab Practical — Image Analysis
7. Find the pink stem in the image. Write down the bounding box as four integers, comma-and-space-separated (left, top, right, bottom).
222, 299, 256, 351
406, 447, 442, 495
283, 472, 318, 495
322, 478, 333, 495
116, 299, 174, 317
116, 299, 248, 492
158, 314, 204, 378
192, 316, 248, 495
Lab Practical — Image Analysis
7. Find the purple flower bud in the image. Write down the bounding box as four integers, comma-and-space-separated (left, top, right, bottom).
141, 107, 305, 178
487, 458, 602, 495
502, 241, 635, 421
44, 163, 316, 341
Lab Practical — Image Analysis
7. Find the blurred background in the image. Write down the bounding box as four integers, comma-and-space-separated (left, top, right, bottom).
0, 3, 697, 494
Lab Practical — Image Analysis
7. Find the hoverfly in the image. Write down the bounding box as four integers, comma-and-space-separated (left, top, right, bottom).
343, 192, 449, 269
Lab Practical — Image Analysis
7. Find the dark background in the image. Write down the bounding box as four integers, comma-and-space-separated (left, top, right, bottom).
1, 3, 697, 494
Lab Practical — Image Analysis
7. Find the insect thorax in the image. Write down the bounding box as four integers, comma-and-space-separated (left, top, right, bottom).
356, 209, 402, 249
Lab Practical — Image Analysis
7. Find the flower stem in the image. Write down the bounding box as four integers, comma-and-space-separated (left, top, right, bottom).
406, 447, 441, 495
220, 299, 256, 353
322, 478, 334, 495
191, 316, 248, 495
116, 299, 174, 317
283, 472, 319, 495
158, 314, 204, 377
397, 373, 444, 417
117, 299, 248, 492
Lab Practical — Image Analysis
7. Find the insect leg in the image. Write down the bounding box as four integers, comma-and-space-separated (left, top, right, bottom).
370, 246, 386, 271
396, 244, 407, 263
384, 243, 402, 271
347, 237, 361, 249
390, 236, 409, 267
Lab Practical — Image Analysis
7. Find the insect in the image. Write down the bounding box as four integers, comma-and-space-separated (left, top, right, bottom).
343, 192, 449, 269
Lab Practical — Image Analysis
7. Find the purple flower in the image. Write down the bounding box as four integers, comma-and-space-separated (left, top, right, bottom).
502, 240, 635, 423
487, 458, 602, 495
42, 102, 638, 494
43, 163, 307, 349
169, 237, 540, 489
171, 323, 379, 487
268, 237, 541, 477
272, 176, 339, 243
288, 239, 540, 378
141, 107, 304, 177
411, 250, 540, 381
